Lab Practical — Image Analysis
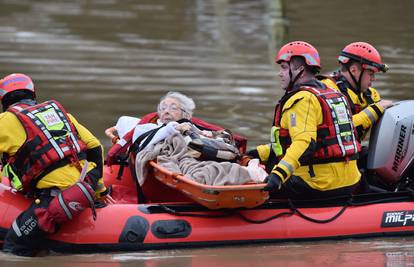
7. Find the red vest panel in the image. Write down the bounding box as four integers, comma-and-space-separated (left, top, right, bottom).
7, 100, 87, 192
274, 84, 360, 164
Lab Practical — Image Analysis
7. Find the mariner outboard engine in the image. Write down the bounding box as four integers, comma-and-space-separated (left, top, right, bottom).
367, 100, 414, 189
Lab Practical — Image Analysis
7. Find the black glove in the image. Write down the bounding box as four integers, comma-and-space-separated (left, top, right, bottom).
246, 148, 260, 159
85, 146, 103, 191
94, 185, 112, 208
85, 169, 100, 191
99, 185, 112, 197
263, 172, 283, 192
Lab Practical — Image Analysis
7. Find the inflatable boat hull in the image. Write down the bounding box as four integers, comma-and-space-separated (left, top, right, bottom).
1, 183, 414, 253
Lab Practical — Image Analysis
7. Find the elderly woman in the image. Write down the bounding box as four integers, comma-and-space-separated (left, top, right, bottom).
105, 92, 214, 165
106, 91, 267, 190
157, 91, 194, 123
130, 91, 216, 152
105, 91, 196, 142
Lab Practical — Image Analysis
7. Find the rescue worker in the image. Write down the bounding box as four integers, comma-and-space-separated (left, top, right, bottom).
320, 42, 393, 143
319, 42, 394, 191
251, 41, 361, 199
0, 73, 114, 256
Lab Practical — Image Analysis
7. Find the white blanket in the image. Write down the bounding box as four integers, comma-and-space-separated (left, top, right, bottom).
135, 132, 267, 186
115, 116, 141, 138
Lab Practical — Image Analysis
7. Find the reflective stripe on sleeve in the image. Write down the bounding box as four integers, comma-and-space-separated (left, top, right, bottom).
279, 160, 294, 176
363, 108, 376, 125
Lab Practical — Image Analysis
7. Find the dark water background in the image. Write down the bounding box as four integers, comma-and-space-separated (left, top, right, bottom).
0, 0, 414, 265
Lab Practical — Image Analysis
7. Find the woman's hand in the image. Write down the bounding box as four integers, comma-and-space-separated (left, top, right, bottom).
175, 122, 193, 133
105, 126, 119, 144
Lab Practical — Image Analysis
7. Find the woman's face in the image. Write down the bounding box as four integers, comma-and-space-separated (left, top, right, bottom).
158, 97, 186, 123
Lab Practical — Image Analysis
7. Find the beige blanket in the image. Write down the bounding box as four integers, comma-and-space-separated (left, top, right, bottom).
135, 133, 264, 186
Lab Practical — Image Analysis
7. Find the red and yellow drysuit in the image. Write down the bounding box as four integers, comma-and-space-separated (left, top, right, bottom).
255, 80, 361, 192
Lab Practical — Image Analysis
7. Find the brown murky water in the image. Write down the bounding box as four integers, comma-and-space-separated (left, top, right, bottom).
0, 0, 414, 265
1, 238, 414, 266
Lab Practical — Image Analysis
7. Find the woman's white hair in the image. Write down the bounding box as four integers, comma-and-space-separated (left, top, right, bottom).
158, 91, 196, 119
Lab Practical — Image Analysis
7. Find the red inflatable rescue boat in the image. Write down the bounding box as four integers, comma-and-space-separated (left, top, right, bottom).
1, 163, 414, 254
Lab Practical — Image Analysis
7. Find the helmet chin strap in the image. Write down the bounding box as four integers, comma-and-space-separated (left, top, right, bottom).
286, 62, 304, 92
345, 64, 364, 93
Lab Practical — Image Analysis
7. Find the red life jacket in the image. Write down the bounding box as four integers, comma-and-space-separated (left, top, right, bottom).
274, 83, 360, 165
319, 73, 379, 142
318, 74, 362, 115
6, 100, 87, 192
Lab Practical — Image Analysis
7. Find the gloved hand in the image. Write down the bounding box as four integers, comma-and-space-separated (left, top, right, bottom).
263, 172, 283, 192
96, 185, 116, 206
105, 143, 123, 166
84, 170, 100, 191
377, 99, 393, 110
246, 148, 260, 158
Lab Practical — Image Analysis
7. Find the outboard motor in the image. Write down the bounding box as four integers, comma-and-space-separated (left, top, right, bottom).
367, 100, 414, 186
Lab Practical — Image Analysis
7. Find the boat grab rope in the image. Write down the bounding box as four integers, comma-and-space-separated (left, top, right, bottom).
234, 199, 350, 224
287, 199, 350, 224
159, 204, 234, 218
157, 192, 414, 224
235, 210, 295, 224
159, 204, 294, 222
349, 196, 414, 206
159, 198, 351, 224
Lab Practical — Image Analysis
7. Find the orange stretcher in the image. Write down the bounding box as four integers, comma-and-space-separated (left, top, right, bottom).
149, 160, 269, 209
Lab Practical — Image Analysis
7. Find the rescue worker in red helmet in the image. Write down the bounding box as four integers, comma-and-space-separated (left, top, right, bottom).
0, 73, 114, 256
249, 41, 361, 199
320, 42, 393, 142
319, 42, 393, 176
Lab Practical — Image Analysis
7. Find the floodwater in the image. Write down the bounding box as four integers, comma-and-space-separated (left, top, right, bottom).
0, 0, 413, 265
1, 238, 414, 267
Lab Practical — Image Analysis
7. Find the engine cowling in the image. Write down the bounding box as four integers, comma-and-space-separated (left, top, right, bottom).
367, 100, 414, 184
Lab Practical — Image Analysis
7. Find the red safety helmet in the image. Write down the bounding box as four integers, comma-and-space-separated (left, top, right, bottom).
0, 73, 35, 100
338, 42, 388, 73
276, 41, 321, 69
